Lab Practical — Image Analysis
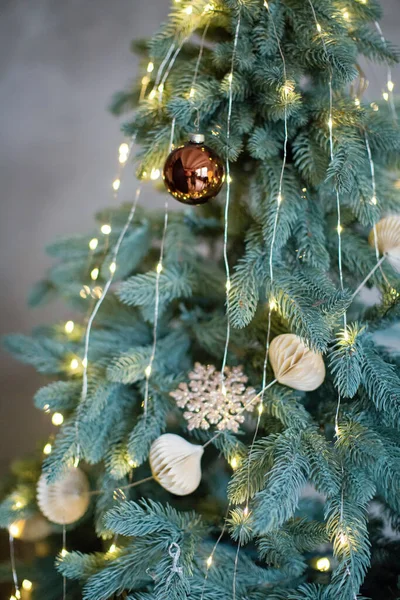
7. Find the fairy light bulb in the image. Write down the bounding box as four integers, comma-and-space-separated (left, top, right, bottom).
9, 523, 21, 538
90, 267, 99, 281
243, 505, 249, 517
328, 117, 333, 129
112, 179, 121, 191
101, 224, 112, 235
150, 168, 161, 180
109, 543, 117, 553
277, 193, 283, 205
228, 72, 233, 83
119, 142, 129, 154
158, 83, 164, 94
230, 456, 238, 470
22, 580, 33, 591
225, 279, 231, 292
43, 443, 52, 455
60, 548, 68, 558
184, 5, 193, 14
89, 237, 99, 250
147, 62, 154, 73
388, 80, 394, 92
109, 262, 116, 274
156, 262, 163, 274
269, 299, 277, 310
258, 403, 264, 415
337, 224, 343, 234
342, 10, 350, 20
370, 102, 379, 112
383, 92, 389, 101
206, 555, 213, 567
316, 22, 322, 33
82, 357, 88, 368
149, 89, 156, 100
371, 195, 377, 205
354, 98, 360, 107
141, 75, 150, 86
43, 404, 50, 413
189, 87, 195, 98
145, 365, 152, 378
52, 412, 64, 426
70, 358, 79, 371
64, 320, 75, 334
316, 557, 331, 572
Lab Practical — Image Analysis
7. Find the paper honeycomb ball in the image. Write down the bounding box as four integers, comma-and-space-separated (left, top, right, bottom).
149, 433, 204, 496
369, 215, 400, 273
269, 334, 325, 391
37, 467, 90, 525
163, 133, 224, 205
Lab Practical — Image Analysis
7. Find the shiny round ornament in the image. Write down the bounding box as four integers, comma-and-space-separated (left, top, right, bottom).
163, 133, 224, 205
369, 215, 400, 273
269, 334, 325, 391
149, 433, 203, 496
37, 467, 90, 525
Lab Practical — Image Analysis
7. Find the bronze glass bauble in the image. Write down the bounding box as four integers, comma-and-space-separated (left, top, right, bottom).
163, 137, 225, 205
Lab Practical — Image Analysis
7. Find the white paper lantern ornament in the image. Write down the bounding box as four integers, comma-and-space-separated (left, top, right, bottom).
149, 434, 203, 496
369, 215, 400, 273
269, 334, 325, 391
37, 467, 90, 525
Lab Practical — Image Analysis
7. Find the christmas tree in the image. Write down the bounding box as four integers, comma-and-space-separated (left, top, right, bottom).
2, 0, 400, 599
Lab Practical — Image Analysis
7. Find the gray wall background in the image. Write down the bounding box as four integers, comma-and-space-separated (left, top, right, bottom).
0, 0, 399, 472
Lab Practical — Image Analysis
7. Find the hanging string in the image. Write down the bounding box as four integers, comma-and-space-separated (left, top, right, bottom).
200, 504, 231, 600
61, 525, 67, 600
9, 531, 20, 600
220, 10, 242, 387
374, 21, 397, 123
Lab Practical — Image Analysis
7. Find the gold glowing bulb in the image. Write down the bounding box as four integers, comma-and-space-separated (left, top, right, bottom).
119, 142, 129, 154
228, 72, 233, 83
370, 102, 379, 112
316, 22, 322, 33
383, 92, 389, 101
43, 443, 52, 455
277, 193, 282, 205
225, 279, 231, 292
9, 523, 21, 538
22, 580, 33, 591
70, 358, 79, 371
147, 61, 154, 73
388, 80, 395, 92
145, 365, 152, 378
82, 357, 88, 368
316, 557, 331, 572
354, 98, 360, 107
109, 262, 116, 274
189, 87, 195, 98
342, 10, 350, 20
371, 195, 377, 205
149, 89, 156, 100
90, 267, 99, 281
128, 458, 137, 468
243, 506, 249, 516
156, 262, 163, 274
101, 224, 112, 235
184, 5, 193, 13
112, 179, 121, 191
150, 168, 161, 180
43, 403, 50, 413
60, 548, 68, 558
89, 237, 99, 250
337, 224, 343, 234
109, 543, 117, 553
206, 555, 213, 567
119, 153, 128, 164
52, 412, 64, 426
230, 457, 238, 470
258, 403, 264, 415
327, 117, 333, 129
65, 320, 75, 334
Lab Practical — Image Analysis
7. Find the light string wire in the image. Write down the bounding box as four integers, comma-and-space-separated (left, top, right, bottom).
9, 532, 20, 600
374, 21, 397, 123
220, 8, 242, 387
143, 6, 216, 416
62, 525, 67, 600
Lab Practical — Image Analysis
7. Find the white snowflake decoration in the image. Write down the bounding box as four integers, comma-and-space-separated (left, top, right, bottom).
170, 362, 256, 433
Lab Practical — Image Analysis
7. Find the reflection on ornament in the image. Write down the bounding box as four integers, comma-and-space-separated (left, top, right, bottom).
171, 363, 256, 432
369, 215, 400, 273
37, 467, 90, 525
10, 514, 52, 542
269, 334, 325, 391
149, 433, 203, 496
163, 133, 224, 205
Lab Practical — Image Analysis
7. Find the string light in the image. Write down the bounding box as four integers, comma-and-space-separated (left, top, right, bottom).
258, 403, 264, 415
70, 358, 79, 371
9, 524, 21, 538
64, 320, 75, 334
316, 557, 331, 572
108, 543, 117, 553
342, 10, 350, 20
109, 262, 116, 274
387, 80, 395, 92
90, 267, 99, 281
337, 225, 343, 234
144, 365, 152, 378
316, 22, 322, 33
354, 97, 360, 107
230, 457, 238, 470
269, 298, 277, 311
149, 89, 156, 100
156, 262, 163, 274
43, 404, 50, 413
150, 168, 161, 180
383, 91, 389, 101
147, 62, 154, 73
243, 506, 249, 517
101, 224, 112, 235
206, 555, 213, 567
52, 413, 64, 426
112, 179, 121, 191
60, 548, 68, 558
371, 102, 379, 112
43, 443, 52, 455
184, 5, 193, 14
119, 142, 129, 155
22, 580, 33, 591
